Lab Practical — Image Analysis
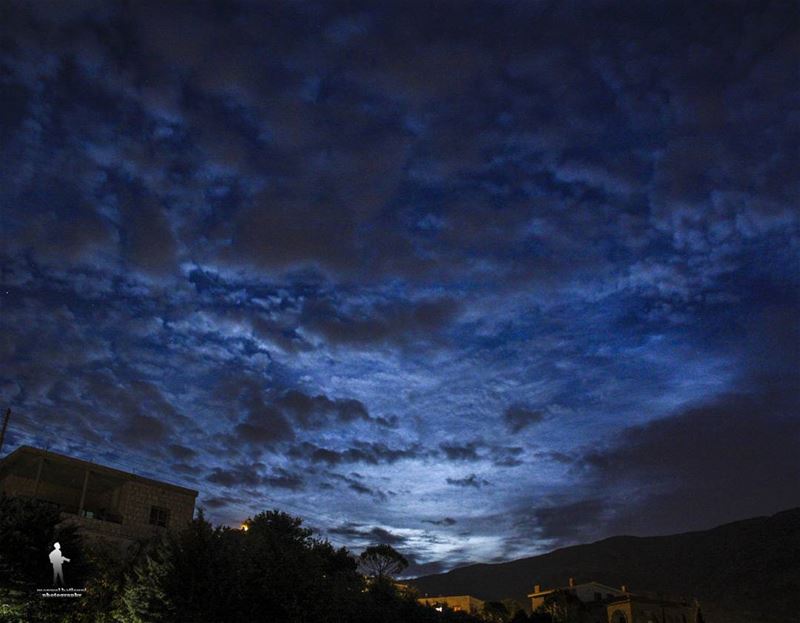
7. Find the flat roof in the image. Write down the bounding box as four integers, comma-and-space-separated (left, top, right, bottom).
0, 445, 198, 497
607, 594, 690, 607
418, 595, 484, 601
528, 581, 624, 597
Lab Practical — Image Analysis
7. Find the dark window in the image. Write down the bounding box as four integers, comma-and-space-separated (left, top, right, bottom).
149, 505, 170, 527
594, 592, 602, 601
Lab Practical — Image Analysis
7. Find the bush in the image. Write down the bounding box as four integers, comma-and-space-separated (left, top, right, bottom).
0, 502, 485, 623
0, 495, 89, 623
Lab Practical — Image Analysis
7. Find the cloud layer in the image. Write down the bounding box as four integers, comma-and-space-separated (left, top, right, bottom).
1, 0, 798, 574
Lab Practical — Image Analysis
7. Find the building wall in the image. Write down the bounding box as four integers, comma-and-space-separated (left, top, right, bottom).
609, 602, 635, 623
116, 480, 196, 537
0, 451, 196, 543
0, 473, 37, 497
58, 514, 140, 550
531, 593, 550, 610
608, 599, 695, 623
418, 595, 485, 615
56, 482, 195, 545
573, 583, 624, 603
531, 584, 624, 612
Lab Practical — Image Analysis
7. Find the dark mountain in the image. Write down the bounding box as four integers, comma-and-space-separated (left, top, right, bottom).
409, 508, 800, 623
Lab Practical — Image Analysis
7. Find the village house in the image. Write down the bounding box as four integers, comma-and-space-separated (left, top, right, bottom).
529, 578, 626, 611
417, 594, 485, 615
607, 594, 696, 623
0, 445, 197, 545
529, 578, 698, 623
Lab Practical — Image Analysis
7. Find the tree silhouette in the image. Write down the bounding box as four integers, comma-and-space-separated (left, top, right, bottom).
0, 495, 90, 622
358, 544, 409, 580
696, 606, 706, 623
536, 589, 590, 623
0, 503, 483, 623
483, 600, 510, 622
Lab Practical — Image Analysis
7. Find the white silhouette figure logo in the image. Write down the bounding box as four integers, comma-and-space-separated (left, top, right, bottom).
49, 542, 70, 586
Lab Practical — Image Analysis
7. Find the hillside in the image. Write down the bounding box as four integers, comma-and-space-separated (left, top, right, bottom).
409, 508, 800, 623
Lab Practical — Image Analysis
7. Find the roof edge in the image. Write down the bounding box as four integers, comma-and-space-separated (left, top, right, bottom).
1, 445, 198, 498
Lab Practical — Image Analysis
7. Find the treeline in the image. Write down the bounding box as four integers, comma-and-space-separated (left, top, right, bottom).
0, 496, 491, 623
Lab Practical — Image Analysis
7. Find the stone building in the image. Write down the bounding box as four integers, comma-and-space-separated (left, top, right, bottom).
0, 445, 197, 545
528, 579, 698, 623
417, 594, 485, 615
607, 594, 696, 623
529, 578, 625, 611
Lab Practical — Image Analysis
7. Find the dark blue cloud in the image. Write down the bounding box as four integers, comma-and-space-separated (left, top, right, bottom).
1, 0, 797, 572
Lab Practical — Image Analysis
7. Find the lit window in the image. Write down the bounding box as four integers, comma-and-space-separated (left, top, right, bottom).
149, 505, 170, 527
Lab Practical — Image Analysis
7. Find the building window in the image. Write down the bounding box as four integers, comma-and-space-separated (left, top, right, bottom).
149, 505, 170, 527
594, 592, 602, 601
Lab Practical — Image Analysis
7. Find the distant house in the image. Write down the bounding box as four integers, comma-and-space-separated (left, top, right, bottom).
529, 578, 626, 611
529, 578, 698, 623
0, 445, 197, 545
418, 594, 485, 615
607, 594, 696, 623
393, 581, 417, 597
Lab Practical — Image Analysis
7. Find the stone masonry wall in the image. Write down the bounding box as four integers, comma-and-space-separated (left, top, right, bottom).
118, 480, 195, 537
0, 474, 37, 497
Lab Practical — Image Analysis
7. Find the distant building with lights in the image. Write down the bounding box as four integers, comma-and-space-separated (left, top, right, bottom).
529, 578, 699, 623
418, 594, 485, 615
529, 579, 626, 611
0, 445, 197, 545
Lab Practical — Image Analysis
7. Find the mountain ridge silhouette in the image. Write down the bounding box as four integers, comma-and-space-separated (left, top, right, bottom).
409, 508, 800, 623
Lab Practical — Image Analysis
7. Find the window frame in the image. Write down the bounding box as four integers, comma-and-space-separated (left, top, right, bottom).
149, 505, 170, 528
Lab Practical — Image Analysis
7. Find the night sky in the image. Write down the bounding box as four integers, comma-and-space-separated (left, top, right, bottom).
1, 1, 798, 576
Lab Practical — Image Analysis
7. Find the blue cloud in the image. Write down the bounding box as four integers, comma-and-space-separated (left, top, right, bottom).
0, 0, 797, 572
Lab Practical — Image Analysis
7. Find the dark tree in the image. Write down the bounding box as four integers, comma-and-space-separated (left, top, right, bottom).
536, 589, 591, 623
0, 503, 483, 623
358, 544, 409, 580
0, 495, 89, 621
113, 538, 175, 623
696, 606, 706, 623
112, 509, 369, 623
483, 600, 510, 622
511, 609, 531, 623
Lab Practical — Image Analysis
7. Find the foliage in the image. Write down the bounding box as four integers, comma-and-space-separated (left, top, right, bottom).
0, 495, 86, 590
71, 540, 141, 623
0, 502, 484, 623
535, 590, 592, 623
358, 543, 409, 580
108, 509, 440, 623
510, 609, 531, 623
482, 600, 510, 622
0, 495, 90, 623
113, 539, 175, 623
